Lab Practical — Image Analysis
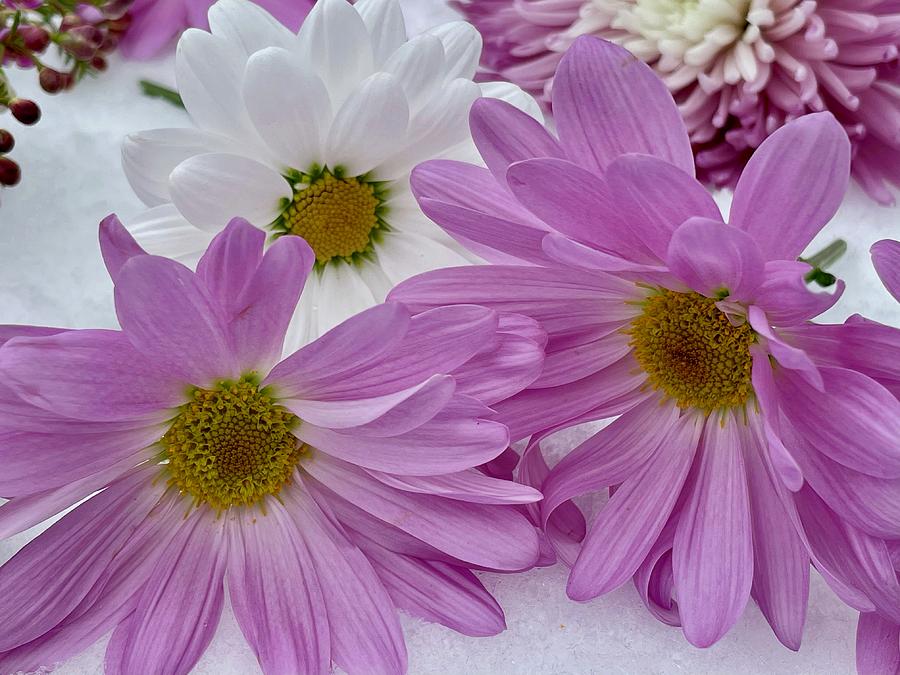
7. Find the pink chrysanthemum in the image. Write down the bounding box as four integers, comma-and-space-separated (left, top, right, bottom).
391, 36, 900, 650
119, 0, 314, 59
0, 217, 547, 674
456, 0, 900, 204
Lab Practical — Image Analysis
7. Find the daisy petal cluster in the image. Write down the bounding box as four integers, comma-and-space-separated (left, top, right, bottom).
122, 0, 540, 349
0, 216, 547, 674
456, 0, 900, 203
391, 36, 900, 650
120, 0, 314, 59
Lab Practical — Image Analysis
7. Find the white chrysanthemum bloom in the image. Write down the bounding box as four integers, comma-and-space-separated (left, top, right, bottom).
123, 0, 539, 349
565, 0, 783, 90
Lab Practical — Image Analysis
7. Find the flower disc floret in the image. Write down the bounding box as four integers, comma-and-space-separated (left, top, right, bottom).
275, 168, 386, 265
162, 377, 301, 510
628, 290, 755, 411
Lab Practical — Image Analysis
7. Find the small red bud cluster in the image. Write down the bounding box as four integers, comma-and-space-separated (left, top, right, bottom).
0, 1, 134, 191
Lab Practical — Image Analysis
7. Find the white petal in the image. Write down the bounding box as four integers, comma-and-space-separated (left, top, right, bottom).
169, 153, 291, 230
125, 204, 215, 264
316, 263, 378, 335
375, 230, 471, 286
175, 29, 257, 143
355, 0, 407, 66
374, 77, 480, 179
383, 34, 445, 113
480, 81, 544, 123
242, 47, 332, 171
424, 21, 482, 83
122, 128, 238, 207
355, 258, 394, 301
283, 267, 321, 354
297, 0, 375, 109
325, 73, 410, 176
208, 0, 298, 56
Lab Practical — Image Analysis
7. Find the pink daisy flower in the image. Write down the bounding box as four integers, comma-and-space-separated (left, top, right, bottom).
456, 0, 900, 204
119, 0, 314, 59
0, 217, 546, 674
391, 36, 900, 650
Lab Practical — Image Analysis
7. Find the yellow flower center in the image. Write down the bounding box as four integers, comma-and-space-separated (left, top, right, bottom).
279, 169, 382, 265
161, 378, 302, 511
627, 290, 755, 412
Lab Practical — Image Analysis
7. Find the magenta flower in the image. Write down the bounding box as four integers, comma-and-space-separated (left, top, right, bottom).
0, 217, 546, 674
456, 0, 900, 204
391, 36, 900, 650
873, 239, 900, 301
119, 0, 314, 59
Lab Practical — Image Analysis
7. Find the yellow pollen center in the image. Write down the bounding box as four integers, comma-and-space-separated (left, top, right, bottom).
282, 170, 380, 265
627, 290, 755, 412
161, 378, 302, 510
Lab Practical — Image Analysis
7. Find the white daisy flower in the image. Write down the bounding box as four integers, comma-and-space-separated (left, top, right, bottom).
122, 0, 540, 349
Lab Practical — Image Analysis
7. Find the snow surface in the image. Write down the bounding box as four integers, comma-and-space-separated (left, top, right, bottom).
1, 0, 899, 673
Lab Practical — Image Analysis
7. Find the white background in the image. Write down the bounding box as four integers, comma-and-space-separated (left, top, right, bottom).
1, 0, 899, 672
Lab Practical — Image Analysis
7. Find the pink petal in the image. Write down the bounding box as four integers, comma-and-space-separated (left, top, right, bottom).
0, 425, 161, 497
506, 158, 648, 261
492, 355, 648, 441
299, 405, 508, 476
115, 255, 238, 386
666, 218, 765, 302
469, 97, 565, 186
856, 612, 900, 675
0, 491, 183, 674
742, 420, 810, 650
266, 303, 410, 397
872, 239, 900, 302
283, 484, 407, 675
451, 329, 545, 405
366, 469, 542, 505
748, 307, 824, 391
227, 500, 330, 675
0, 454, 137, 539
788, 425, 900, 540
795, 487, 900, 622
358, 537, 506, 637
298, 305, 499, 401
541, 397, 679, 524
0, 468, 162, 651
749, 348, 804, 492
552, 36, 693, 175
415, 196, 553, 265
305, 456, 540, 571
105, 509, 228, 675
776, 366, 900, 479
0, 330, 183, 422
389, 265, 640, 342
633, 520, 681, 627
605, 153, 723, 262
755, 261, 844, 325
226, 233, 314, 372
411, 160, 542, 228
118, 0, 186, 60
673, 414, 753, 648
529, 332, 631, 389
287, 374, 455, 431
99, 214, 148, 284
567, 412, 702, 601
781, 320, 900, 388
729, 113, 851, 260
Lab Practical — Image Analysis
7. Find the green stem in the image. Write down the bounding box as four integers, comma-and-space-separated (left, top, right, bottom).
139, 80, 184, 109
801, 238, 847, 287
